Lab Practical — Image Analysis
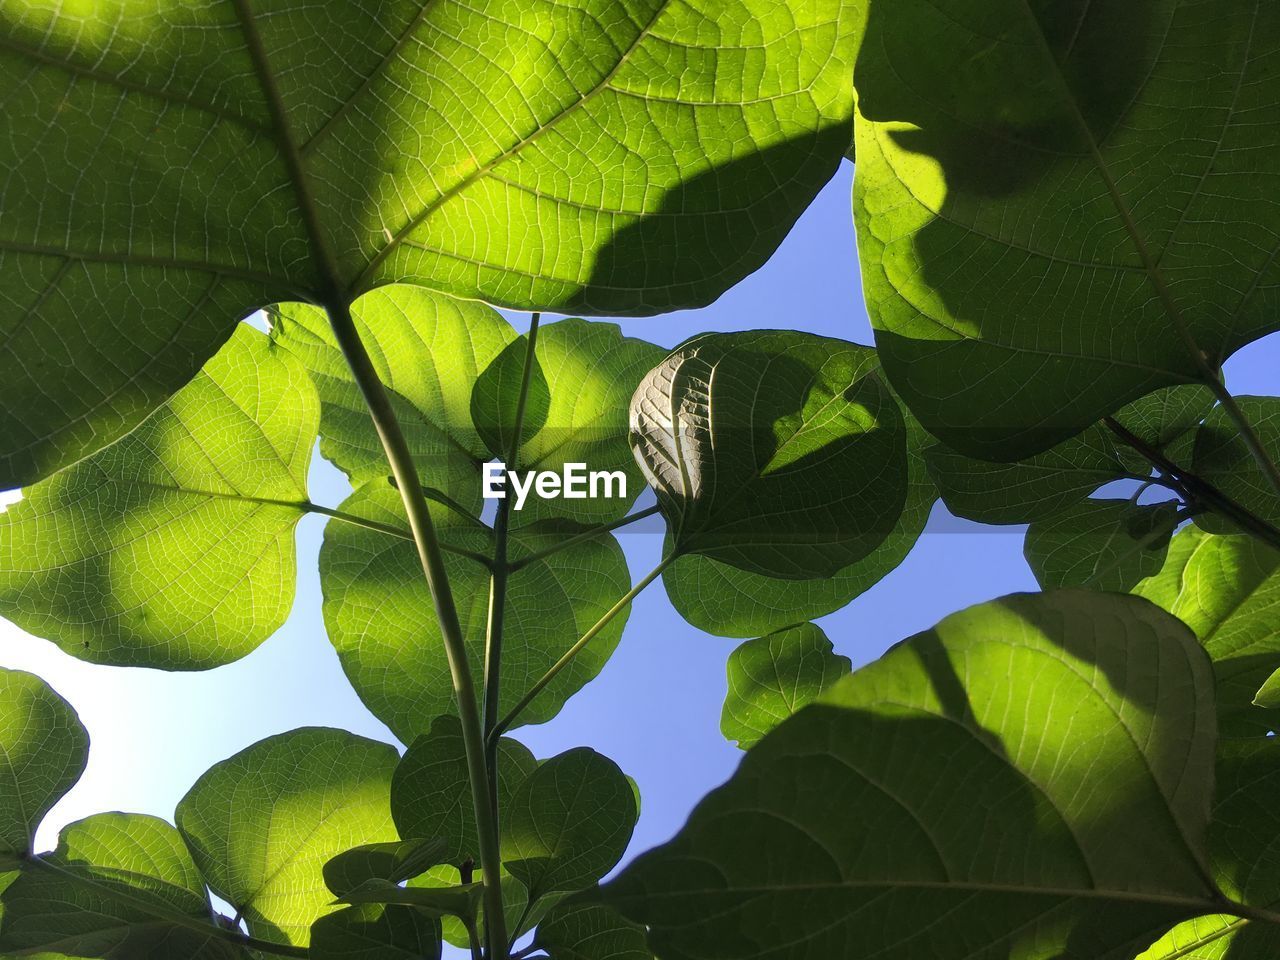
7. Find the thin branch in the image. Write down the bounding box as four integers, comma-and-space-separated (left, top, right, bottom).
1104, 418, 1280, 552
490, 552, 677, 741
483, 314, 541, 844
507, 504, 663, 572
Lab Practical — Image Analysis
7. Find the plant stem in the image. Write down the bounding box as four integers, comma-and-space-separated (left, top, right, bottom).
1105, 417, 1280, 552
490, 552, 676, 741
483, 314, 541, 829
1203, 377, 1280, 498
322, 299, 508, 960
507, 504, 664, 572
26, 856, 310, 958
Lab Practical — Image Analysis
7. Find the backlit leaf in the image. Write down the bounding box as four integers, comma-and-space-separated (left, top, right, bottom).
270, 289, 514, 510
0, 813, 242, 960
176, 728, 398, 947
1134, 527, 1280, 736
0, 669, 88, 859
504, 748, 637, 902
0, 326, 317, 669
721, 624, 850, 749
852, 0, 1280, 459
321, 484, 631, 738
601, 590, 1218, 960
391, 716, 537, 869
1, 0, 853, 487
1025, 499, 1182, 593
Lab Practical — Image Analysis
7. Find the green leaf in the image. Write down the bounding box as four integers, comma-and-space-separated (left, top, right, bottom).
321, 483, 631, 738
488, 319, 666, 526
1134, 527, 1280, 736
0, 668, 88, 858
270, 289, 514, 511
721, 623, 851, 749
0, 325, 317, 668
504, 748, 637, 902
925, 386, 1214, 526
323, 838, 448, 899
1025, 499, 1182, 593
926, 423, 1132, 525
0, 813, 242, 959
176, 727, 398, 947
631, 331, 908, 579
408, 865, 538, 952
662, 402, 935, 636
1193, 398, 1280, 531
471, 335, 552, 464
334, 879, 482, 920
852, 0, 1279, 460
601, 590, 1218, 960
1254, 668, 1280, 710
2, 0, 853, 488
1141, 739, 1280, 958
391, 716, 537, 868
310, 904, 441, 960
534, 901, 652, 960
274, 296, 663, 526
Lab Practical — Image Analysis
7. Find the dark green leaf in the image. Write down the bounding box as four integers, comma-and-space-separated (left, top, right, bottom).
662, 402, 935, 636
1119, 386, 1219, 455
631, 331, 907, 579
504, 749, 637, 902
601, 590, 1218, 960
1134, 527, 1280, 736
391, 716, 537, 868
322, 484, 631, 738
1193, 398, 1280, 531
310, 904, 441, 960
1025, 499, 1181, 592
925, 386, 1213, 526
2, 0, 853, 488
323, 838, 448, 898
0, 813, 242, 959
721, 624, 850, 749
1141, 739, 1280, 958
176, 728, 398, 947
926, 423, 1131, 525
853, 0, 1278, 459
0, 326, 317, 668
534, 900, 652, 960
0, 669, 88, 858
334, 879, 482, 920
408, 865, 540, 952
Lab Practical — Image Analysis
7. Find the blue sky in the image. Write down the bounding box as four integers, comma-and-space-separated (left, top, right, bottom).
2, 159, 1277, 951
